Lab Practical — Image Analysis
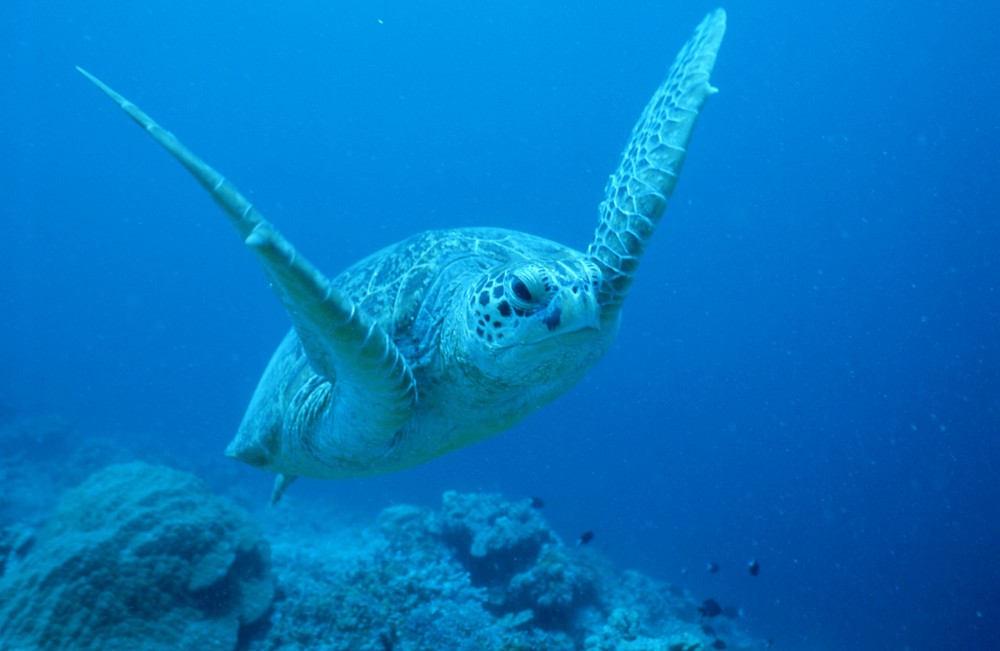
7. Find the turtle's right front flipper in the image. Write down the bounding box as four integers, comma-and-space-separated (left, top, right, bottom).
77, 68, 417, 476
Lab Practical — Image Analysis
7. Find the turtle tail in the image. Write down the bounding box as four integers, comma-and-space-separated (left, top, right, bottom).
588, 9, 726, 324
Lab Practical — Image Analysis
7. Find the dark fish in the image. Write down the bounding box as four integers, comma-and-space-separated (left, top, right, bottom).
711, 639, 727, 650
700, 624, 716, 636
529, 496, 545, 509
706, 561, 720, 574
698, 598, 723, 618
577, 531, 595, 546
748, 559, 761, 576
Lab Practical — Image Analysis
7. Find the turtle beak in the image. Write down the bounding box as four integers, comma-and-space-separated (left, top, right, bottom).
538, 287, 602, 346
558, 284, 601, 331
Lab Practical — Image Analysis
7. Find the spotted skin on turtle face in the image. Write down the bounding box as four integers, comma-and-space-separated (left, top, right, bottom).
470, 261, 601, 344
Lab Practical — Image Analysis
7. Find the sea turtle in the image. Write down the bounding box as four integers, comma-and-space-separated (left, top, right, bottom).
78, 9, 726, 501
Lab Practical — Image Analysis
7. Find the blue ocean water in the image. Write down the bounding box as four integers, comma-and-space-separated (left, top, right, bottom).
2, 0, 998, 649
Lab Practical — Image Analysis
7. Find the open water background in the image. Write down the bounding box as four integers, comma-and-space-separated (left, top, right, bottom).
3, 1, 998, 649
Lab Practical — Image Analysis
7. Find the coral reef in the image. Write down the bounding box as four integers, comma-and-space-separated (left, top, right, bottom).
439, 491, 599, 631
0, 462, 274, 651
0, 420, 762, 651
441, 490, 556, 580
243, 491, 759, 651
250, 501, 562, 651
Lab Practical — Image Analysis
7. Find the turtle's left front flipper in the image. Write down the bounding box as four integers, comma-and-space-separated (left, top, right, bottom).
588, 9, 726, 324
76, 68, 417, 460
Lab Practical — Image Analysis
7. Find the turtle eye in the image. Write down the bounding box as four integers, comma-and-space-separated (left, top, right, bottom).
506, 271, 549, 312
511, 278, 532, 303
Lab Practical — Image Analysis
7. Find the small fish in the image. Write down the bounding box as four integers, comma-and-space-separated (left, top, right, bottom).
711, 639, 727, 650
700, 624, 716, 636
577, 530, 595, 546
706, 561, 720, 574
698, 598, 723, 618
748, 559, 761, 576
529, 496, 545, 509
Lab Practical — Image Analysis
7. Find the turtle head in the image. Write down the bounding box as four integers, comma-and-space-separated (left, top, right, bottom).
462, 257, 615, 384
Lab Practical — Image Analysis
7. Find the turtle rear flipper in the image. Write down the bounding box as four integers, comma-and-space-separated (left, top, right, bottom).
77, 68, 417, 471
